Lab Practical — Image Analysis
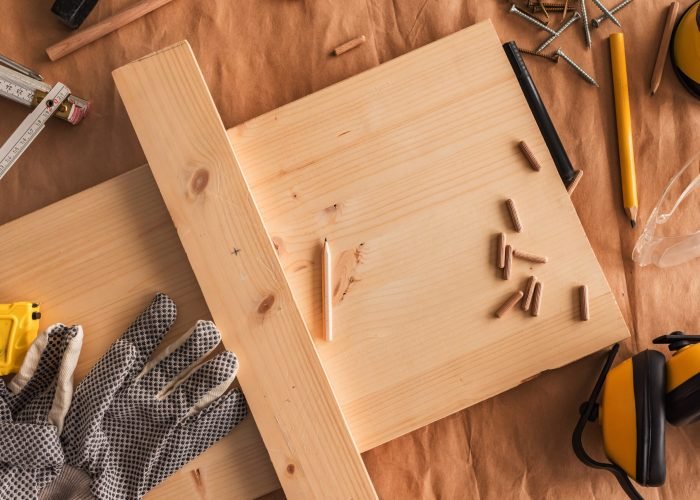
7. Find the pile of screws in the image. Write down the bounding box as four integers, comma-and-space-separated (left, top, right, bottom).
508, 0, 636, 86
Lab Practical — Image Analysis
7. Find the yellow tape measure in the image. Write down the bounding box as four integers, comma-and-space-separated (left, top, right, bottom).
0, 302, 41, 375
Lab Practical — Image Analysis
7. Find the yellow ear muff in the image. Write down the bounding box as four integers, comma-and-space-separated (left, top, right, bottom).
600, 350, 666, 486
654, 333, 700, 426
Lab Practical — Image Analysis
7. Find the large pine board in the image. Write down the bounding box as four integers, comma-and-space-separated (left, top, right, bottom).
0, 20, 628, 498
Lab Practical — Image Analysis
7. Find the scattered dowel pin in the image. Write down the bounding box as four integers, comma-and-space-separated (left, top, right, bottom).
522, 276, 538, 310
531, 282, 543, 316
513, 249, 549, 264
506, 199, 523, 232
503, 244, 514, 280
567, 169, 584, 195
579, 285, 590, 320
518, 141, 542, 171
322, 238, 333, 341
498, 232, 507, 269
333, 35, 367, 56
496, 290, 524, 318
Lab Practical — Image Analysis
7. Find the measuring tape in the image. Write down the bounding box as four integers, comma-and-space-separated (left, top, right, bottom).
0, 64, 88, 124
0, 83, 70, 180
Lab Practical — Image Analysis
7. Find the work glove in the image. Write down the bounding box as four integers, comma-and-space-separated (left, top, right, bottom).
42, 293, 248, 500
0, 324, 83, 499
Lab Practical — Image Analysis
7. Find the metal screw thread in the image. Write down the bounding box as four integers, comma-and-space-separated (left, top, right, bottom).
591, 0, 621, 27
580, 0, 592, 47
556, 49, 600, 86
591, 0, 633, 27
535, 11, 581, 53
518, 47, 559, 62
509, 4, 558, 35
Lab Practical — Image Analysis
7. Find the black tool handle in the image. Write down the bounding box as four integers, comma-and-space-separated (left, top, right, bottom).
52, 0, 99, 29
503, 42, 577, 187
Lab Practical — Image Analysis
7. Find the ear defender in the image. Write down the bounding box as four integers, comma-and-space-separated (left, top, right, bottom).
653, 333, 700, 426
573, 344, 667, 500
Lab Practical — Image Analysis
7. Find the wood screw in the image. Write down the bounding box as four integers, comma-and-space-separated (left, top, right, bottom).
536, 11, 581, 53
556, 49, 599, 87
591, 0, 622, 27
591, 0, 633, 27
509, 4, 558, 34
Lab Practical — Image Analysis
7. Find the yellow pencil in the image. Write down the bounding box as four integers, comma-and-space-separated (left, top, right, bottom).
610, 33, 639, 228
322, 238, 333, 341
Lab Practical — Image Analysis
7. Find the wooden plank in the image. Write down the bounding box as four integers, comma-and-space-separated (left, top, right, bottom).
0, 21, 630, 499
113, 42, 376, 500
0, 167, 280, 499
226, 20, 629, 450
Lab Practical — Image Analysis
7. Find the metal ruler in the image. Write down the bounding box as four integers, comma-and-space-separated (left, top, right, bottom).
0, 64, 89, 124
0, 83, 70, 180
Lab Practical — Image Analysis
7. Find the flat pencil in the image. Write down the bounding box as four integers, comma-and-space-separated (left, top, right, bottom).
650, 2, 679, 95
322, 238, 333, 341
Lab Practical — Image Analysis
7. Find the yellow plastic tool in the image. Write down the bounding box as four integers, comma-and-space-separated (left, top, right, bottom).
0, 302, 41, 375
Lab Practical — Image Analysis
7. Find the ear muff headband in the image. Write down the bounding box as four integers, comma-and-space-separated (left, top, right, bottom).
572, 344, 643, 500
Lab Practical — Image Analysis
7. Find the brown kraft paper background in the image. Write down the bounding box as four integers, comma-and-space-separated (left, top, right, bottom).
2, 0, 700, 498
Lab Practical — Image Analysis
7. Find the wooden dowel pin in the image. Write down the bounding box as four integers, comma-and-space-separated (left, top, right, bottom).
503, 244, 513, 280
567, 169, 584, 195
322, 238, 333, 341
498, 232, 507, 269
46, 0, 176, 61
518, 141, 542, 171
496, 290, 524, 318
513, 249, 549, 264
531, 282, 543, 316
522, 276, 538, 310
333, 35, 367, 56
579, 285, 589, 321
506, 198, 523, 232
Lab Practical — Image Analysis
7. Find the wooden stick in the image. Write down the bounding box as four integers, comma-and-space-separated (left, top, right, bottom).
506, 198, 523, 232
113, 41, 377, 499
650, 2, 679, 95
579, 285, 590, 320
531, 282, 543, 316
497, 232, 507, 269
518, 141, 542, 171
566, 169, 583, 195
513, 249, 548, 263
522, 276, 538, 311
46, 0, 176, 61
333, 35, 367, 57
323, 238, 333, 341
503, 244, 513, 280
496, 290, 524, 318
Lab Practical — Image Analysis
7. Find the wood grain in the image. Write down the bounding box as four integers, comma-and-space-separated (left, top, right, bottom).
0, 21, 629, 499
46, 0, 175, 61
113, 42, 376, 499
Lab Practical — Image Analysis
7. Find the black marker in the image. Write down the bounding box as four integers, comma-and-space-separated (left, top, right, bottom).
503, 41, 577, 187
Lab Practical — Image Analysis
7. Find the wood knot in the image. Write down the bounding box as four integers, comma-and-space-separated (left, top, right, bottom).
189, 168, 210, 195
287, 464, 295, 475
258, 294, 275, 314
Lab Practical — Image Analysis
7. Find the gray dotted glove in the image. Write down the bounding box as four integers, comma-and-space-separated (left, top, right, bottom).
44, 293, 248, 500
0, 324, 83, 500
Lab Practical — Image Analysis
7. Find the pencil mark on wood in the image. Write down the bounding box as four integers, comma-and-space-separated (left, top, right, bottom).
337, 130, 351, 137
258, 294, 275, 314
231, 247, 241, 256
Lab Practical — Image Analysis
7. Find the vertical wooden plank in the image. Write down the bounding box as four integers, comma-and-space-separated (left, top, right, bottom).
113, 41, 376, 500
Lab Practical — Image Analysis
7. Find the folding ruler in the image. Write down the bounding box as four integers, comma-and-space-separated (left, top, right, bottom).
0, 56, 89, 180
